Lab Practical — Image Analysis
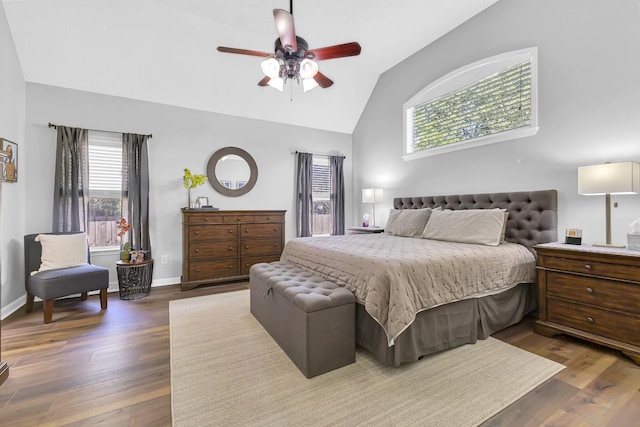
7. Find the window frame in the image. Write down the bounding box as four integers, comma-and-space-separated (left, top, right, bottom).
402, 47, 539, 161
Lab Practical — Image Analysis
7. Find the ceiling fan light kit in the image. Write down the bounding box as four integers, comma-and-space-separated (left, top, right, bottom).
217, 4, 361, 93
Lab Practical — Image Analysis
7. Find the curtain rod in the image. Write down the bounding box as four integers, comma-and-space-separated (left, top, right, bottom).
48, 122, 152, 139
293, 150, 345, 159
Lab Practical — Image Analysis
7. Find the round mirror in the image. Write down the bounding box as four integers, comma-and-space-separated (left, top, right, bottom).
207, 147, 258, 197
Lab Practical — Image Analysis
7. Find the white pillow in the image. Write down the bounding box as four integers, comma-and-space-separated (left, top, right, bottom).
421, 208, 507, 246
385, 208, 436, 238
34, 233, 89, 274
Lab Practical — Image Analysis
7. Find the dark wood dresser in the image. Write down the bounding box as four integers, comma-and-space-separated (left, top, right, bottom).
534, 242, 640, 365
181, 209, 286, 290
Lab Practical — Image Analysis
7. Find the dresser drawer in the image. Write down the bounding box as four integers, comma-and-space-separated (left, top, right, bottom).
240, 238, 282, 256
240, 254, 282, 275
183, 214, 223, 224
548, 299, 640, 346
188, 224, 237, 241
543, 256, 640, 282
189, 259, 238, 280
240, 223, 283, 239
188, 241, 238, 260
546, 271, 640, 313
223, 215, 255, 223
254, 214, 285, 223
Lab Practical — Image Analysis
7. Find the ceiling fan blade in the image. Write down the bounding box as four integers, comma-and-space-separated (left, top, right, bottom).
258, 76, 270, 87
307, 42, 362, 60
273, 9, 297, 52
314, 72, 334, 88
217, 46, 271, 58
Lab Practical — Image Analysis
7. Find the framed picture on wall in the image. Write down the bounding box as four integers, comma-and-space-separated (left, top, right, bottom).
219, 180, 231, 189
236, 181, 246, 189
0, 138, 17, 183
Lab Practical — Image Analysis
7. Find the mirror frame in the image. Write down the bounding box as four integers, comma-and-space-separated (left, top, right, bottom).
206, 146, 258, 197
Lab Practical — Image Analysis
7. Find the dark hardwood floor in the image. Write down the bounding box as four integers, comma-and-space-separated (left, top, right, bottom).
1, 283, 639, 426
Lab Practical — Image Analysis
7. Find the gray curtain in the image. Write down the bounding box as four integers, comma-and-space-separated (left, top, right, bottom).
122, 133, 151, 252
53, 126, 89, 232
296, 152, 313, 237
330, 155, 345, 235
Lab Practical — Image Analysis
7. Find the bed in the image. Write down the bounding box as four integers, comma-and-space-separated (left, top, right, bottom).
280, 189, 557, 366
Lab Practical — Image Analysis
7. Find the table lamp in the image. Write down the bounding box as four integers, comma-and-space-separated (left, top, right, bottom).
578, 161, 640, 247
362, 188, 383, 227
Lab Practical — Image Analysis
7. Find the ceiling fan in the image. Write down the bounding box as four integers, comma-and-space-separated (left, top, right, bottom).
216, 1, 361, 92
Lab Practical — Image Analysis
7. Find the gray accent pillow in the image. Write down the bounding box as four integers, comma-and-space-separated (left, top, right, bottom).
385, 208, 436, 238
421, 208, 507, 246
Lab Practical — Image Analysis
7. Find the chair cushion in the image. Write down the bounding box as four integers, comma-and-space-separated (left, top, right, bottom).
27, 264, 109, 300
34, 233, 89, 274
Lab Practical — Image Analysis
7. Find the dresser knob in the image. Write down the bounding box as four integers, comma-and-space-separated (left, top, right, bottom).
204, 217, 208, 221
585, 287, 593, 294
229, 265, 234, 269
229, 229, 234, 233
584, 264, 592, 270
266, 217, 270, 220
586, 316, 594, 323
229, 246, 233, 251
237, 217, 242, 221
245, 229, 250, 233
245, 245, 250, 249
274, 243, 279, 247
195, 268, 200, 272
274, 228, 279, 232
194, 230, 200, 235
195, 248, 200, 253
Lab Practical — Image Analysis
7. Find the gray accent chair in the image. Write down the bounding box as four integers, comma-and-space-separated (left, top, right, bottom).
24, 233, 109, 323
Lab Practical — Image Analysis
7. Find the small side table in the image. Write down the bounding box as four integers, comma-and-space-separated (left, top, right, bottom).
116, 259, 154, 300
347, 226, 385, 235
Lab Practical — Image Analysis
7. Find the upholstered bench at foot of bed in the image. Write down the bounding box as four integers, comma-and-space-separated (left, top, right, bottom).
250, 261, 355, 379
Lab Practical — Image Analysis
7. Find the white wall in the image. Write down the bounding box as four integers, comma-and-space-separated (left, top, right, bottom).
0, 4, 26, 318
19, 83, 351, 305
352, 0, 640, 246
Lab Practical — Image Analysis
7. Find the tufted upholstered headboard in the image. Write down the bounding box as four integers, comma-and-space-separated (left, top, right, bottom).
393, 189, 558, 251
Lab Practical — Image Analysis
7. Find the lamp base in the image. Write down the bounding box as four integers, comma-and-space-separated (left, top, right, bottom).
592, 242, 626, 248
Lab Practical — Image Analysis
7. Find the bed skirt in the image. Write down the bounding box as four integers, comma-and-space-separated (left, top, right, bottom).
356, 283, 537, 367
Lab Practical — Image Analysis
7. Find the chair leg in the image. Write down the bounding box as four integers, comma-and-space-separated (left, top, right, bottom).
43, 300, 54, 324
81, 292, 88, 301
100, 288, 108, 310
26, 292, 35, 313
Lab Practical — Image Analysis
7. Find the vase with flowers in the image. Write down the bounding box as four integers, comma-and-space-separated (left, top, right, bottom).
183, 168, 207, 208
116, 217, 132, 261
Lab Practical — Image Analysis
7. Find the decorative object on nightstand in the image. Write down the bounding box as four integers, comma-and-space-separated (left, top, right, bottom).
534, 242, 640, 365
564, 228, 582, 245
362, 188, 383, 227
578, 161, 640, 247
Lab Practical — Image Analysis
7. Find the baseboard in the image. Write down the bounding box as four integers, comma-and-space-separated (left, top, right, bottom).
1, 277, 181, 320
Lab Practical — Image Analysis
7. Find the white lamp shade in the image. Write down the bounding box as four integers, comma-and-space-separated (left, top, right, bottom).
303, 78, 319, 92
299, 59, 319, 79
267, 76, 284, 92
362, 188, 383, 203
578, 162, 640, 195
261, 58, 280, 78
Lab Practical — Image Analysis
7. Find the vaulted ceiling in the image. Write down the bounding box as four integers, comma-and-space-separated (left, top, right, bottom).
3, 0, 497, 133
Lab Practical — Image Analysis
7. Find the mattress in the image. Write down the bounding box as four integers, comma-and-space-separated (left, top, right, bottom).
280, 234, 536, 345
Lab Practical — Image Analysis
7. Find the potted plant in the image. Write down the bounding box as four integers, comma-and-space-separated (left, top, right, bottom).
183, 168, 207, 208
116, 217, 132, 261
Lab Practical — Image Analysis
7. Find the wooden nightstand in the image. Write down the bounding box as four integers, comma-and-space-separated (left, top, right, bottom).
534, 242, 640, 365
347, 227, 384, 235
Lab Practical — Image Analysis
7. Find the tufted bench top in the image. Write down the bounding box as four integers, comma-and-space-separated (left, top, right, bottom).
251, 261, 354, 313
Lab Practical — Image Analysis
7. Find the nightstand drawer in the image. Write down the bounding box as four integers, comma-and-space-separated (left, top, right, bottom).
543, 256, 640, 282
546, 271, 640, 313
548, 299, 640, 346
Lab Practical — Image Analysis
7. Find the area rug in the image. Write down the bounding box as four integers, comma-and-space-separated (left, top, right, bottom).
170, 290, 564, 427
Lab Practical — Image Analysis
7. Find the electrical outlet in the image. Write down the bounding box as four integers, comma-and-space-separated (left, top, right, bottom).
161, 255, 168, 264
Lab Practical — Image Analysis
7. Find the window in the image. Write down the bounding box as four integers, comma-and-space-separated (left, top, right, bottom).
87, 131, 122, 248
311, 156, 331, 236
403, 47, 538, 160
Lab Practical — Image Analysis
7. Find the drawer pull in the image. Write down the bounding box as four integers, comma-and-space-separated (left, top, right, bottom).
266, 217, 270, 220
204, 217, 208, 222
584, 264, 592, 270
586, 316, 594, 323
585, 287, 593, 294
229, 265, 234, 269
195, 248, 200, 253
245, 229, 250, 233
237, 217, 242, 221
274, 228, 279, 232
194, 230, 200, 235
195, 268, 200, 272
274, 243, 279, 247
229, 229, 234, 233
245, 245, 250, 249
229, 246, 234, 251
